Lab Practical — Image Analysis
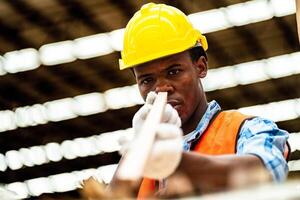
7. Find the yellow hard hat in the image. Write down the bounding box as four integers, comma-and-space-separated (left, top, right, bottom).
119, 3, 208, 70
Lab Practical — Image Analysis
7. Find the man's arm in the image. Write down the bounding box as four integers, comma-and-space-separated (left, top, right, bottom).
171, 152, 270, 194
165, 117, 289, 196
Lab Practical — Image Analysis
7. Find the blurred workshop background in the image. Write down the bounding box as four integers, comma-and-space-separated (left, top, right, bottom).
0, 0, 299, 199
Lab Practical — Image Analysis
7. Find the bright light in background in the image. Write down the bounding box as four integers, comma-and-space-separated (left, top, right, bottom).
73, 138, 95, 157
19, 148, 34, 167
73, 93, 107, 116
0, 110, 16, 132
73, 168, 98, 183
189, 8, 230, 33
1, 95, 300, 171
203, 51, 300, 91
0, 50, 298, 132
5, 150, 23, 170
14, 105, 48, 127
225, 0, 273, 26
26, 177, 52, 197
288, 160, 300, 172
3, 48, 40, 73
97, 164, 118, 184
0, 85, 142, 132
0, 0, 296, 74
39, 41, 75, 66
4, 164, 118, 197
61, 140, 78, 160
64, 140, 84, 159
0, 153, 7, 171
73, 34, 114, 59
233, 60, 269, 85
271, 0, 296, 17
50, 173, 78, 193
288, 133, 300, 152
29, 146, 48, 166
0, 56, 7, 75
96, 130, 128, 153
23, 104, 48, 125
290, 52, 300, 73
45, 98, 77, 122
104, 85, 144, 109
238, 99, 300, 122
4, 130, 300, 199
108, 28, 125, 51
204, 66, 237, 91
44, 143, 63, 162
0, 128, 133, 171
1, 129, 300, 197
5, 182, 28, 199
265, 54, 296, 78
288, 132, 300, 172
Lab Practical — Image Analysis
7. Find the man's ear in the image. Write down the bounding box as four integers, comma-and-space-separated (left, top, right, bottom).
195, 56, 208, 78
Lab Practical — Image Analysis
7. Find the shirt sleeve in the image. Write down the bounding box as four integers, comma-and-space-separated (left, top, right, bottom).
236, 117, 289, 182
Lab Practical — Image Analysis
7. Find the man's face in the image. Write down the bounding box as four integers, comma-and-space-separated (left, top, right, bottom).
133, 51, 207, 125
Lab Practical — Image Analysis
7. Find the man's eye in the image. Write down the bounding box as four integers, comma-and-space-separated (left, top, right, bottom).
141, 77, 153, 85
168, 69, 181, 75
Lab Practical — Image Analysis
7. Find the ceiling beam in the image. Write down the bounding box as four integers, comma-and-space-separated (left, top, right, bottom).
56, 0, 106, 33
0, 19, 33, 49
110, 0, 136, 19
273, 16, 299, 52
7, 0, 69, 42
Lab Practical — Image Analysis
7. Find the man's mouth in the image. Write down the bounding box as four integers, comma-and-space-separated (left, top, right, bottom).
167, 99, 181, 110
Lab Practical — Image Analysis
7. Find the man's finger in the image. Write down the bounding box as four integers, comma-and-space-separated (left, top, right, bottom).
156, 123, 183, 139
145, 91, 157, 104
133, 104, 152, 122
176, 116, 181, 127
169, 107, 180, 126
161, 104, 173, 123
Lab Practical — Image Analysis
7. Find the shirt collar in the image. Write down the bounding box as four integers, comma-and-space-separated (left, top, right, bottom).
183, 100, 221, 147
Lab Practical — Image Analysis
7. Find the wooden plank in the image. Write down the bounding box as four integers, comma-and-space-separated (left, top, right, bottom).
116, 92, 167, 181
296, 0, 300, 43
103, 92, 168, 197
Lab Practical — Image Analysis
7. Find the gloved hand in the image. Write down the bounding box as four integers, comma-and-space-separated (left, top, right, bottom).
132, 91, 181, 133
118, 91, 183, 179
143, 123, 183, 179
118, 123, 183, 179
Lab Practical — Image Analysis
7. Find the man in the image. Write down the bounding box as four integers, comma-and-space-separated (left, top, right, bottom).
117, 2, 289, 198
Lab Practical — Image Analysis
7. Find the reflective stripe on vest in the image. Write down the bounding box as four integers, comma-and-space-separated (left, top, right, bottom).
137, 110, 290, 199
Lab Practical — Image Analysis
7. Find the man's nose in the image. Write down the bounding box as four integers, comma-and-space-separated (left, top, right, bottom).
155, 79, 174, 93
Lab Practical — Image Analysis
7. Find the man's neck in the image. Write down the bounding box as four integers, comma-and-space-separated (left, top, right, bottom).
182, 99, 208, 135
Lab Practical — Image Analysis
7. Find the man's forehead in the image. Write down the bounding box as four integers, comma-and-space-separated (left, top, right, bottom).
133, 51, 189, 74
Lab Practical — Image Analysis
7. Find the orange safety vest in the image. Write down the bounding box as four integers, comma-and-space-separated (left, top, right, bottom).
137, 110, 290, 199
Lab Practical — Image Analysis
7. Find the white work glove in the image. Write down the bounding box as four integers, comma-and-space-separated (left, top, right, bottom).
143, 123, 183, 179
118, 91, 183, 179
118, 123, 183, 179
132, 91, 181, 133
